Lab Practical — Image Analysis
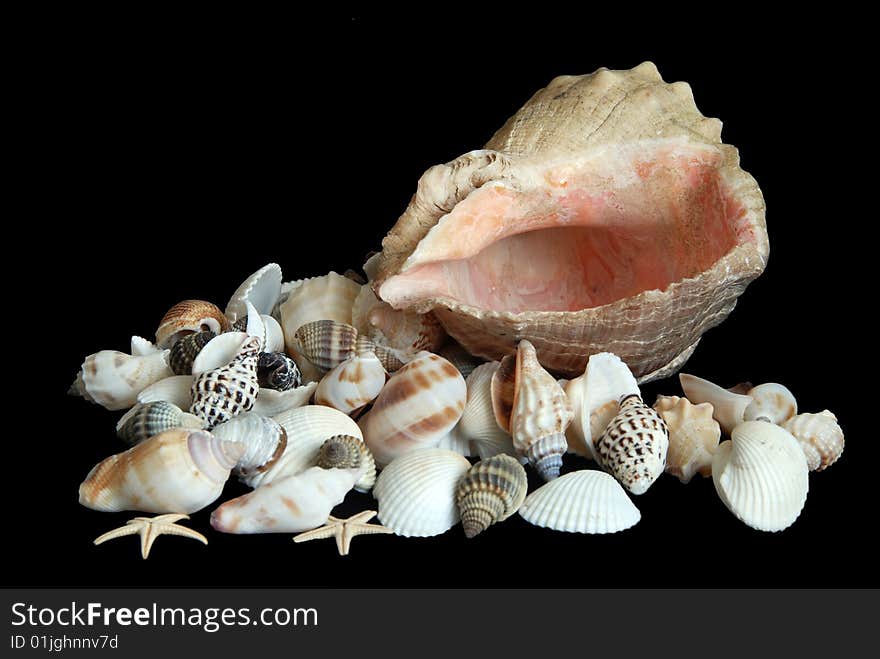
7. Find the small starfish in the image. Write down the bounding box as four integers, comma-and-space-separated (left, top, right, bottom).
93, 514, 208, 559
293, 510, 392, 556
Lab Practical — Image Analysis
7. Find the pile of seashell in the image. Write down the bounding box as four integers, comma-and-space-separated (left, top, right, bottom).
70, 260, 845, 557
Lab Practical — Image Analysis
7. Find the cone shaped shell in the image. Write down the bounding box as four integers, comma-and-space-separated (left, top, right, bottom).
373, 63, 767, 381
210, 466, 360, 534
155, 300, 229, 349
316, 434, 377, 492
190, 337, 261, 429
78, 429, 244, 514
374, 448, 470, 537
519, 470, 640, 534
360, 351, 466, 467
712, 421, 809, 532
455, 455, 527, 538
782, 411, 844, 472
169, 331, 215, 375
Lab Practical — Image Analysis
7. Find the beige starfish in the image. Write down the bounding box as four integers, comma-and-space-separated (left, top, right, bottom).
93, 514, 208, 559
293, 510, 392, 556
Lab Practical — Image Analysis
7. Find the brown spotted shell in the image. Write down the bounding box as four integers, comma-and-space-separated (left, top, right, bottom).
155, 300, 229, 348
315, 434, 376, 492
455, 455, 527, 538
190, 336, 261, 429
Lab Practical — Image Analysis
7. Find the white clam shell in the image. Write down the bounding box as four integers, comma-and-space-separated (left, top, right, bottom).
564, 352, 639, 459
360, 351, 467, 467
244, 405, 363, 488
251, 382, 317, 417
73, 349, 173, 411
191, 332, 249, 376
314, 349, 387, 415
519, 470, 641, 534
712, 421, 809, 532
211, 466, 360, 534
680, 373, 752, 435
225, 263, 282, 323
744, 383, 797, 424
373, 448, 471, 537
454, 361, 516, 460
137, 375, 194, 409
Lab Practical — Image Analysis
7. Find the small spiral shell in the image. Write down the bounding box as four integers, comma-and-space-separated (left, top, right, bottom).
169, 330, 216, 375
455, 455, 527, 538
782, 410, 844, 472
190, 336, 261, 429
315, 434, 376, 492
294, 320, 358, 371
116, 401, 205, 446
257, 352, 302, 391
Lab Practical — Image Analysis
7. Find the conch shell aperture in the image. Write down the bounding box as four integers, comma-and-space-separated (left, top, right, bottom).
372, 63, 768, 380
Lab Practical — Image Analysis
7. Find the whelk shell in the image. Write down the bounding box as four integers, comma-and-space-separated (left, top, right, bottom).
115, 401, 204, 446
594, 394, 668, 495
210, 412, 287, 482
79, 429, 244, 514
257, 351, 302, 391
169, 330, 215, 376
225, 263, 282, 323
155, 300, 229, 349
210, 466, 361, 534
372, 62, 767, 381
455, 455, 527, 538
519, 470, 641, 534
316, 434, 377, 493
315, 346, 386, 416
509, 340, 573, 481
712, 421, 809, 532
373, 448, 471, 537
653, 395, 720, 484
743, 383, 797, 424
190, 335, 261, 429
359, 351, 466, 467
679, 373, 752, 435
70, 349, 173, 411
782, 411, 844, 472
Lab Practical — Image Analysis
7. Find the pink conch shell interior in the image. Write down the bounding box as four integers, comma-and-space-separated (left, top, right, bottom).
379, 141, 753, 313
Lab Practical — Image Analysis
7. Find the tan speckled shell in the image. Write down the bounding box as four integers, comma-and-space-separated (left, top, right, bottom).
372, 62, 767, 381
455, 455, 527, 538
782, 410, 844, 472
155, 300, 229, 349
653, 395, 720, 483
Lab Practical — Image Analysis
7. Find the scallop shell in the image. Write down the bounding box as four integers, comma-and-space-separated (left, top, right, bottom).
564, 352, 640, 459
257, 351, 302, 391
680, 373, 752, 435
438, 342, 484, 380
169, 330, 215, 375
653, 395, 720, 483
454, 362, 515, 460
359, 351, 467, 467
79, 429, 244, 514
316, 434, 376, 492
211, 412, 287, 481
372, 63, 767, 381
70, 349, 173, 411
712, 421, 809, 532
782, 411, 844, 472
251, 382, 317, 417
594, 394, 669, 495
245, 404, 363, 488
519, 470, 640, 534
210, 466, 361, 534
373, 448, 471, 537
115, 401, 204, 446
315, 347, 386, 415
190, 336, 260, 429
155, 300, 229, 349
744, 383, 797, 424
509, 340, 573, 481
294, 320, 358, 372
191, 332, 250, 376
455, 455, 527, 538
225, 263, 283, 323
137, 375, 194, 409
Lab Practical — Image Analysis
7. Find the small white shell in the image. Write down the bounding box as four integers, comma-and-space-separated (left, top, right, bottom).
130, 336, 161, 356
71, 349, 173, 411
262, 315, 285, 353
712, 421, 809, 532
244, 405, 363, 488
744, 383, 797, 424
225, 263, 283, 323
191, 332, 249, 376
373, 448, 471, 537
315, 349, 386, 415
653, 395, 720, 484
680, 373, 752, 435
454, 362, 516, 460
564, 352, 640, 459
363, 251, 382, 281
519, 470, 641, 534
782, 410, 844, 472
137, 375, 194, 409
244, 300, 267, 351
211, 466, 360, 534
251, 382, 317, 417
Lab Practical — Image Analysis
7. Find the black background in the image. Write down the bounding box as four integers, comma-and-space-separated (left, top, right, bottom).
9, 14, 874, 587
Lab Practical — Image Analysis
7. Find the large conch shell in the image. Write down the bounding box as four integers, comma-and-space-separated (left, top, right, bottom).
372, 62, 768, 381
78, 429, 244, 514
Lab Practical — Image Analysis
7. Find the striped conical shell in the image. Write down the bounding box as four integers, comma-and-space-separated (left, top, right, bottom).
316, 434, 376, 492
190, 336, 261, 429
169, 330, 215, 375
115, 401, 204, 446
455, 455, 527, 538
